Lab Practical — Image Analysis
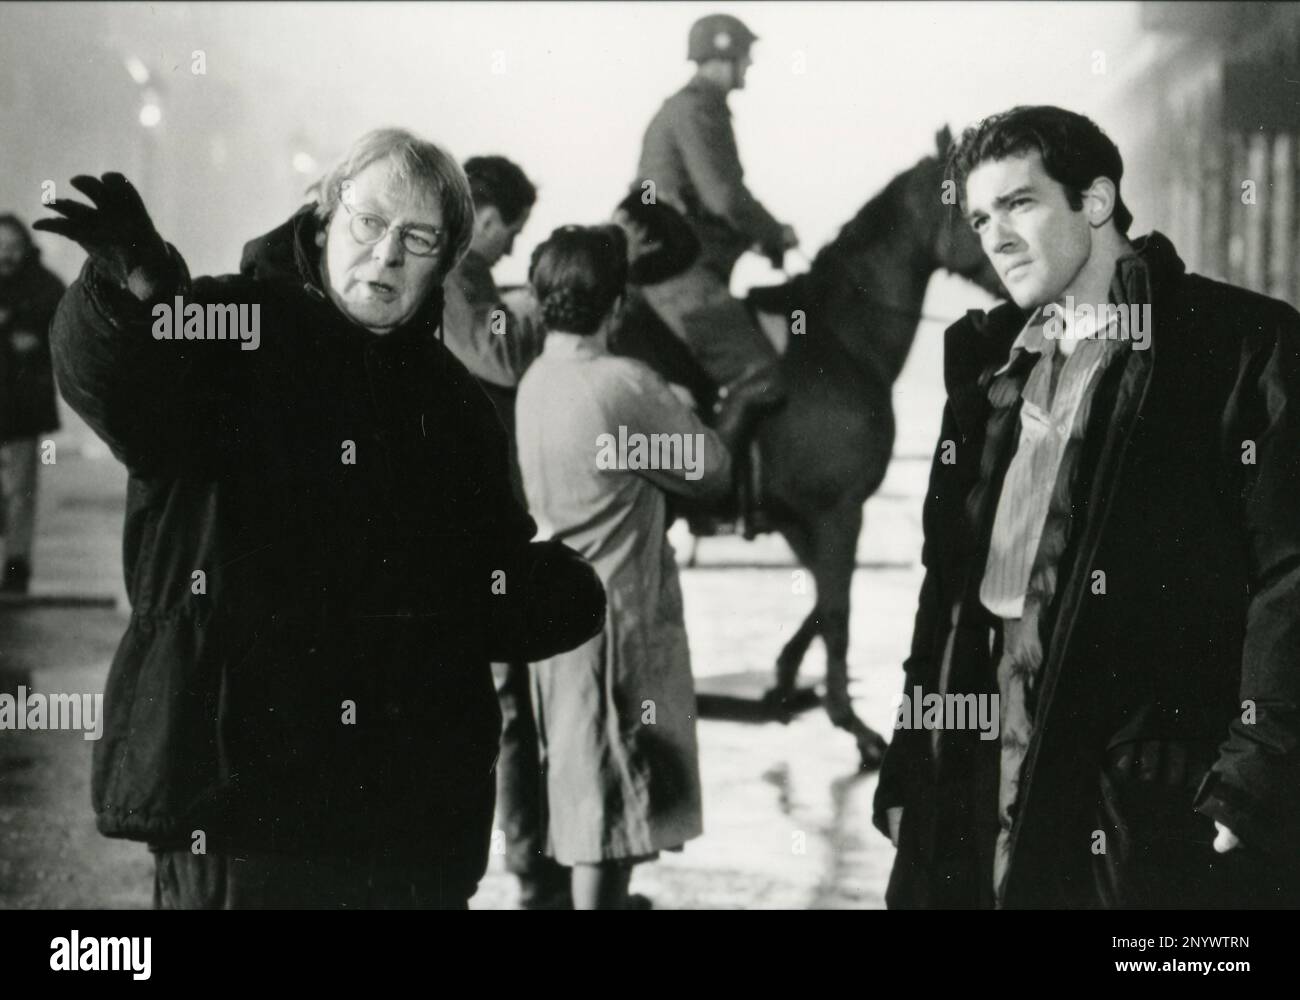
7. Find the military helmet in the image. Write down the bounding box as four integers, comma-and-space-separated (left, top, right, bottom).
687, 13, 758, 63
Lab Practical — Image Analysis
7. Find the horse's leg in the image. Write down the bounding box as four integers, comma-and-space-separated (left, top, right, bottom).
774, 610, 821, 693
766, 520, 820, 703
810, 502, 889, 770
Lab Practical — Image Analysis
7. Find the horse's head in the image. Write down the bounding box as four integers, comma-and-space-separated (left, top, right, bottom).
800, 129, 1007, 386
912, 127, 1005, 300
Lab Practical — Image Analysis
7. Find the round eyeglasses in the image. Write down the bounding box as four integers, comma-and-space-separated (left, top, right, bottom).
341, 200, 443, 258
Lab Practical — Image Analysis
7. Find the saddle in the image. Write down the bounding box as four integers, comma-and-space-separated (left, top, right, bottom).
613, 286, 798, 539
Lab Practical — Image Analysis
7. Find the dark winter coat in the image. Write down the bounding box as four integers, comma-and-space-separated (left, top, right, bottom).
50, 206, 605, 881
0, 255, 63, 442
873, 233, 1300, 908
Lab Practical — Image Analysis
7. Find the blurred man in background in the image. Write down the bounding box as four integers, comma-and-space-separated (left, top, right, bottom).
0, 214, 63, 595
442, 154, 570, 909
442, 154, 541, 496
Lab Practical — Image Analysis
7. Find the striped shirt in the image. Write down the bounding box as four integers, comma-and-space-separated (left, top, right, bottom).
979, 304, 1119, 619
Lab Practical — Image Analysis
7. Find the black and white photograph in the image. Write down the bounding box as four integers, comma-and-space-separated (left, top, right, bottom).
0, 0, 1297, 955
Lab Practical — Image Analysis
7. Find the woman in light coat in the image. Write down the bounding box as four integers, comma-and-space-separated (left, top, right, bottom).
515, 225, 731, 909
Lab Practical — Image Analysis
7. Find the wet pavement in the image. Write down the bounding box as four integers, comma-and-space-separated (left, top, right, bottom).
0, 358, 945, 907
0, 451, 152, 908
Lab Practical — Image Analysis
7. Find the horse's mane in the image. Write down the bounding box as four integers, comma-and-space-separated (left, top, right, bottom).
810, 154, 937, 275
783, 152, 945, 385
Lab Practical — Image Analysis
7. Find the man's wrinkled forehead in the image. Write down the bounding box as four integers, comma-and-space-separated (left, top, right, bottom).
962, 150, 1048, 219
344, 159, 442, 223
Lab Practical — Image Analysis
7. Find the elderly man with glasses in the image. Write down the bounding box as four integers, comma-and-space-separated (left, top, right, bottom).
38, 128, 606, 910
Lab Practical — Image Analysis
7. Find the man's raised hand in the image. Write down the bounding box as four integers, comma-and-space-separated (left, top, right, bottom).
33, 173, 173, 301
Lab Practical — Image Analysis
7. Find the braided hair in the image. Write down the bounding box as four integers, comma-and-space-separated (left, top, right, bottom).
528, 224, 628, 335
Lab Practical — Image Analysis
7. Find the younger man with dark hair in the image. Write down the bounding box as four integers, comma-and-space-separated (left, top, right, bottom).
875, 105, 1300, 909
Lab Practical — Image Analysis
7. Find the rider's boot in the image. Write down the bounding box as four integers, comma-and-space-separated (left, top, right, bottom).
713, 362, 787, 441
713, 363, 788, 536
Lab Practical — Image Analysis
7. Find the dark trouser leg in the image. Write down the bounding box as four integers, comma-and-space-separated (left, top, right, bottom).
0, 437, 38, 591
491, 660, 569, 906
571, 861, 634, 911
640, 262, 786, 534
639, 261, 783, 388
151, 849, 477, 909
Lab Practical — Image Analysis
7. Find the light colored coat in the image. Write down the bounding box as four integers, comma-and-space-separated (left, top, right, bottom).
441, 250, 542, 391
515, 332, 731, 863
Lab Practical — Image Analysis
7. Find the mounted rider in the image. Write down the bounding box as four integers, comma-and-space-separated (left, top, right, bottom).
635, 13, 799, 449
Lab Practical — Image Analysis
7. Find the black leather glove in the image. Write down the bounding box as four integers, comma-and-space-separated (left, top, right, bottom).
33, 172, 174, 300
486, 539, 606, 662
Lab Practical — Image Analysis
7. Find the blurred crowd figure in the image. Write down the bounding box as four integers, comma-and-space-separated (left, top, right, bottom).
442, 150, 734, 908
438, 154, 569, 906
0, 214, 63, 594
442, 155, 541, 499
516, 224, 729, 909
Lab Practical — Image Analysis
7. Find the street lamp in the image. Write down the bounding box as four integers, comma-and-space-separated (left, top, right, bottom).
123, 55, 163, 194
124, 55, 150, 86
138, 94, 163, 129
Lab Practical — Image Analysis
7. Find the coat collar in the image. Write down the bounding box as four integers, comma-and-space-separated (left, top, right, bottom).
944, 300, 1024, 443
1114, 230, 1185, 306
991, 308, 1053, 377
684, 74, 731, 109
991, 300, 1121, 377
541, 331, 607, 359
945, 231, 1182, 439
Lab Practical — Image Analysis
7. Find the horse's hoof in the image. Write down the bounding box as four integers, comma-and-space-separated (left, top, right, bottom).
857, 733, 889, 772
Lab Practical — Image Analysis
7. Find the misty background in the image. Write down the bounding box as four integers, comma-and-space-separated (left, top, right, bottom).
0, 1, 1151, 452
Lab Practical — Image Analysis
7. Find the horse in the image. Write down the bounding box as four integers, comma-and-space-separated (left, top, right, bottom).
610, 127, 1004, 769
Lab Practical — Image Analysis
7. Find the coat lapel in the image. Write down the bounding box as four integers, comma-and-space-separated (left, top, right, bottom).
945, 303, 1025, 444
930, 303, 1031, 766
